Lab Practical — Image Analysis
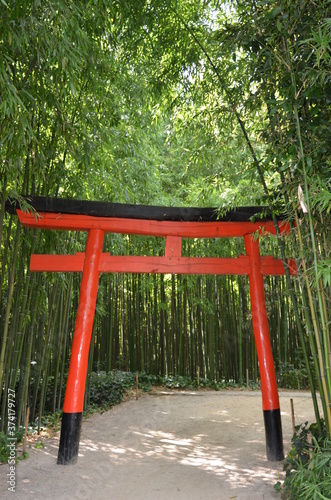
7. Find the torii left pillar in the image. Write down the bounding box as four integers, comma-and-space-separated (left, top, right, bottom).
57, 229, 104, 464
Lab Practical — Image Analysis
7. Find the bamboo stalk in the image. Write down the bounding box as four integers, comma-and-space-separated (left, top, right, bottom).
31, 281, 59, 421
9, 230, 36, 393
307, 432, 313, 461
23, 405, 30, 454
289, 55, 331, 434
0, 223, 21, 404
0, 214, 13, 317
295, 211, 331, 432
18, 277, 40, 426
0, 177, 7, 253
290, 398, 295, 434
53, 277, 72, 412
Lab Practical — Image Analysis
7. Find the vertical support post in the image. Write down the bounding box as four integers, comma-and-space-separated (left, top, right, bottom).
165, 235, 182, 258
58, 228, 104, 465
244, 234, 284, 461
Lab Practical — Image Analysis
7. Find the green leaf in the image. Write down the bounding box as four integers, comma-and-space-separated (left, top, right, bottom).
318, 260, 331, 287
266, 6, 282, 19
69, 79, 76, 95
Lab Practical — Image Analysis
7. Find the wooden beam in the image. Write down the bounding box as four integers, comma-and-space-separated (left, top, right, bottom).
99, 255, 252, 275
9, 195, 274, 222
17, 210, 291, 238
260, 257, 297, 276
30, 253, 86, 272
165, 236, 182, 257
30, 253, 297, 276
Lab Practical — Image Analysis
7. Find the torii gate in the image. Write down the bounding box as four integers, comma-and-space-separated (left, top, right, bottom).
16, 196, 297, 465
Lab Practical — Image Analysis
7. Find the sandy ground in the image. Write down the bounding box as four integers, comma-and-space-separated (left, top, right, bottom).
0, 390, 320, 500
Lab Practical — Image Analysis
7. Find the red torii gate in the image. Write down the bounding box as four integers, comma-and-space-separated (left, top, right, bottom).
16, 197, 296, 465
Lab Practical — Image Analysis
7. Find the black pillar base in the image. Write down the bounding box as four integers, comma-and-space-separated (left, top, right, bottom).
57, 412, 82, 465
263, 408, 284, 461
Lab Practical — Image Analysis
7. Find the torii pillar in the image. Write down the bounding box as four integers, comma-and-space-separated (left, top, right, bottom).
58, 229, 104, 464
245, 234, 283, 460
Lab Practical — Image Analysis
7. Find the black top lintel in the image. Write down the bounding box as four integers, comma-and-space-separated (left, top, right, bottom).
5, 195, 274, 222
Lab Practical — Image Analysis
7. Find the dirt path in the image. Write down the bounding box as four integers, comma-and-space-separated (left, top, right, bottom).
0, 390, 320, 499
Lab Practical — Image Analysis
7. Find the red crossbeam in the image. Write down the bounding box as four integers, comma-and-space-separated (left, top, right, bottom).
22, 210, 295, 276
30, 253, 297, 276
17, 210, 291, 237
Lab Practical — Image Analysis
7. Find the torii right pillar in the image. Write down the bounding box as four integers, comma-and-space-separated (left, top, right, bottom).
245, 234, 284, 461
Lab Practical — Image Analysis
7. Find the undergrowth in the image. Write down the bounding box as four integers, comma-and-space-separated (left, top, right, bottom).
0, 428, 25, 464
87, 370, 260, 404
275, 420, 331, 499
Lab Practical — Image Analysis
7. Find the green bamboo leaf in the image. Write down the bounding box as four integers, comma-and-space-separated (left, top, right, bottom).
69, 79, 76, 95
306, 156, 313, 169
317, 260, 331, 287
266, 6, 282, 19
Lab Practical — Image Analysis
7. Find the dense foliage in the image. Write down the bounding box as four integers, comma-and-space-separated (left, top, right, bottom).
276, 421, 331, 499
0, 0, 330, 494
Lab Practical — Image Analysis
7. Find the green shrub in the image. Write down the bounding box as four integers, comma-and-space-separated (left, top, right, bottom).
163, 375, 195, 389
39, 410, 62, 432
275, 421, 331, 499
276, 361, 309, 389
88, 371, 135, 408
87, 371, 257, 408
137, 373, 163, 391
0, 428, 24, 464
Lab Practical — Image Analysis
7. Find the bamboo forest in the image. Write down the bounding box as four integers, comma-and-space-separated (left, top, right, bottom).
0, 0, 331, 496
